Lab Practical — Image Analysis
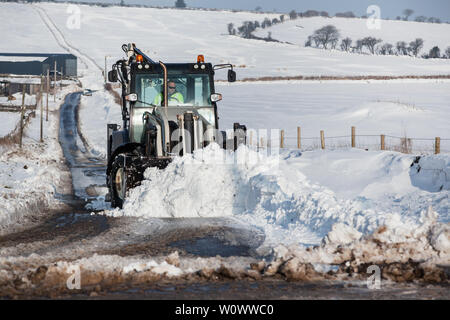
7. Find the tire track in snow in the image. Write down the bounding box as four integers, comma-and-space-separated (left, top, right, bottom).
32, 4, 103, 74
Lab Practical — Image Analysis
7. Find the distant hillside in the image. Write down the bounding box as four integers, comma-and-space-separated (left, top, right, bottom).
1, 2, 449, 79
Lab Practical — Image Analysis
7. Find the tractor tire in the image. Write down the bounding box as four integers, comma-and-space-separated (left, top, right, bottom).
110, 154, 133, 209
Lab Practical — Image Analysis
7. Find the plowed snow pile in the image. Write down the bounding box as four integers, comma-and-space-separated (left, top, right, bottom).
106, 144, 449, 249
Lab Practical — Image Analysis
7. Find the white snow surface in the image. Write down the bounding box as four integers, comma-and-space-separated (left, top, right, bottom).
106, 144, 449, 247
255, 16, 450, 55
0, 86, 76, 235
0, 112, 21, 137
1, 2, 450, 80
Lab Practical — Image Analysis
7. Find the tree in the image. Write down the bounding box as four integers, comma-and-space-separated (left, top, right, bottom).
305, 36, 312, 47
303, 10, 320, 17
227, 23, 236, 35
289, 10, 298, 20
403, 9, 414, 21
280, 15, 285, 23
311, 25, 340, 49
396, 41, 408, 55
175, 0, 186, 8
428, 46, 441, 59
355, 39, 364, 53
362, 37, 382, 54
379, 43, 394, 55
340, 37, 352, 52
415, 16, 427, 22
428, 17, 441, 23
445, 47, 450, 59
409, 38, 424, 57
263, 17, 272, 28
320, 11, 329, 17
335, 11, 356, 18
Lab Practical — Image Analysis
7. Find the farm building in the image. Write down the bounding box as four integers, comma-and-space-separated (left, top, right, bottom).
0, 53, 77, 77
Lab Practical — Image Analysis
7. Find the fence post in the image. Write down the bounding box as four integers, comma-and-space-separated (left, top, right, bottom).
320, 130, 325, 149
249, 131, 253, 147
280, 130, 285, 149
19, 86, 25, 148
40, 76, 44, 143
381, 134, 385, 151
46, 68, 49, 121
435, 137, 440, 154
54, 61, 57, 102
351, 126, 355, 148
297, 126, 301, 149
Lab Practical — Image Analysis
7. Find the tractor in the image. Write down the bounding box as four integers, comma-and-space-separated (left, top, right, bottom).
106, 44, 246, 208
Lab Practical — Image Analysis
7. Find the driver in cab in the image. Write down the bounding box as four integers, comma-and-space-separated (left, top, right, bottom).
153, 81, 184, 106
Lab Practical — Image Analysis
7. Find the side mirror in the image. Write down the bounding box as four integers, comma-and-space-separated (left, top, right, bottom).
108, 69, 118, 83
210, 93, 222, 103
228, 69, 236, 82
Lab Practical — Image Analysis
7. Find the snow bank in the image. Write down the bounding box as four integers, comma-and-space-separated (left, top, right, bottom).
79, 89, 122, 158
105, 145, 449, 248
0, 86, 77, 235
0, 93, 36, 106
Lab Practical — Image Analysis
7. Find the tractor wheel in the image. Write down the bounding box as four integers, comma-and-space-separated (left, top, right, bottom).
110, 154, 132, 209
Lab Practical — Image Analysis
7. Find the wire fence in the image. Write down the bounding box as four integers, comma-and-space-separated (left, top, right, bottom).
246, 127, 449, 154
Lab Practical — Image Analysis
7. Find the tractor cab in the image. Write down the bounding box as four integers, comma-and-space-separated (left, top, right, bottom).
128, 62, 219, 147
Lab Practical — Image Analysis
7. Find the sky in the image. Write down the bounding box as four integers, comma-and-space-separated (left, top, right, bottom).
53, 0, 450, 22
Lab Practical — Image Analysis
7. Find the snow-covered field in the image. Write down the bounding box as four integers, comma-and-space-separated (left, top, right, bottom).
2, 2, 450, 80
255, 16, 450, 55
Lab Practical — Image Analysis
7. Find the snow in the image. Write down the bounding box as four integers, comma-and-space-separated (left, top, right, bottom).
255, 16, 450, 55
0, 85, 77, 236
0, 2, 448, 276
105, 144, 449, 249
216, 80, 450, 147
78, 90, 121, 158
0, 93, 36, 106
0, 112, 21, 137
2, 2, 447, 80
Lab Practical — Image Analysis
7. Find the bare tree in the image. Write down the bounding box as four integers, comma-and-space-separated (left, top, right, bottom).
175, 0, 186, 8
289, 10, 298, 20
340, 37, 352, 52
415, 16, 427, 22
311, 25, 340, 49
429, 46, 441, 58
362, 37, 382, 54
305, 36, 312, 47
380, 43, 394, 55
428, 17, 441, 23
396, 41, 408, 55
445, 47, 450, 59
227, 23, 235, 35
355, 39, 364, 53
335, 11, 356, 18
403, 9, 414, 21
409, 38, 424, 57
